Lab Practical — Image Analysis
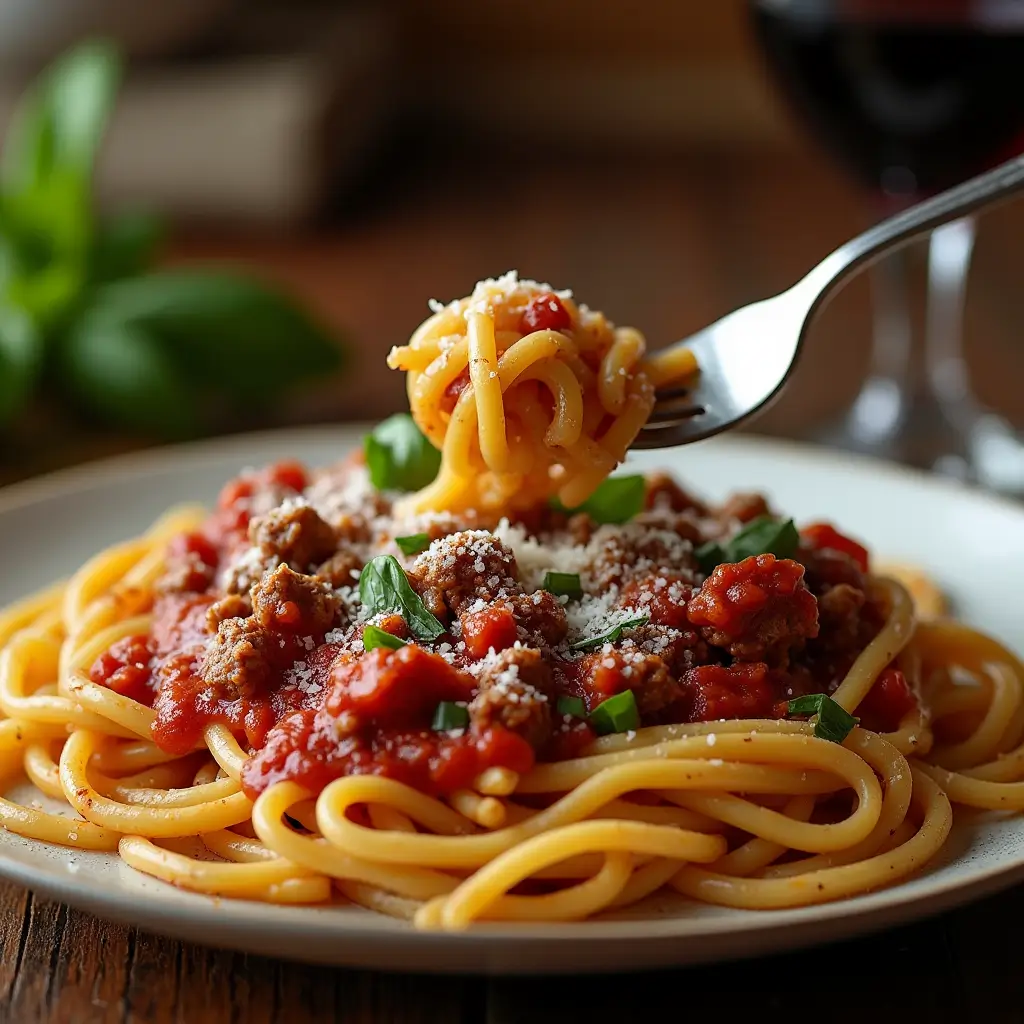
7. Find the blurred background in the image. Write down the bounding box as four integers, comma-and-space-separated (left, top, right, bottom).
2, 0, 1024, 493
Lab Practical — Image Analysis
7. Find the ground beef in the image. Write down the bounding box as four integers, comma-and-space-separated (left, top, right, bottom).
717, 492, 771, 524
156, 533, 218, 595
314, 547, 364, 588
816, 582, 866, 653
249, 502, 338, 571
686, 553, 819, 664
201, 618, 281, 699
682, 662, 776, 721
800, 546, 866, 595
572, 647, 682, 717
586, 523, 699, 590
412, 531, 520, 615
206, 593, 251, 631
250, 564, 339, 634
621, 626, 710, 678
507, 590, 569, 646
644, 473, 707, 515
469, 647, 553, 749
617, 572, 697, 631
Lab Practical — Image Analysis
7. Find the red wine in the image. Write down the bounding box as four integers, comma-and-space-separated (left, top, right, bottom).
751, 1, 1024, 196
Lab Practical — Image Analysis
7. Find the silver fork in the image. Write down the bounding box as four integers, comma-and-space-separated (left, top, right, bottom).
634, 151, 1024, 450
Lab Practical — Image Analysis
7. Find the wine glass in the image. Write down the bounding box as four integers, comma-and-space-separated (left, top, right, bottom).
748, 0, 1024, 493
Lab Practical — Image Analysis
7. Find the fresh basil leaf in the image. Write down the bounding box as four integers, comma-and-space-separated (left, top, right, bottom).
432, 701, 469, 731
570, 615, 649, 652
727, 516, 799, 562
556, 695, 587, 718
554, 475, 645, 525
0, 306, 43, 426
358, 554, 444, 641
786, 693, 859, 744
3, 40, 121, 190
364, 414, 441, 492
80, 271, 344, 404
89, 210, 163, 285
589, 690, 640, 735
541, 571, 582, 600
695, 541, 725, 575
395, 533, 431, 556
58, 316, 199, 437
697, 517, 799, 573
362, 624, 406, 652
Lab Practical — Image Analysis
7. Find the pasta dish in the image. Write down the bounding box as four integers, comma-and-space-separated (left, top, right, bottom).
0, 274, 1019, 932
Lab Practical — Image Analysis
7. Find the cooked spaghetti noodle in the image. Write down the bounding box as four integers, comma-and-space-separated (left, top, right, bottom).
386, 272, 698, 513
0, 282, 1021, 932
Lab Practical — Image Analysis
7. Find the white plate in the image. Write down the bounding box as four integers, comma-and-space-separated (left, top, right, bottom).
2, 425, 1024, 975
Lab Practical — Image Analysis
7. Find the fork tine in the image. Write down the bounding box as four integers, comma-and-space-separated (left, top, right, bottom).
646, 404, 706, 425
652, 386, 690, 402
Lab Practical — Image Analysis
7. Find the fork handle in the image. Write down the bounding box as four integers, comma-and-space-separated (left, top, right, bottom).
799, 151, 1024, 309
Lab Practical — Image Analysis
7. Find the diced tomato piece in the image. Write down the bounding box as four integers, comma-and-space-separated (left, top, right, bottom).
90, 635, 155, 705
461, 606, 519, 659
801, 523, 870, 572
167, 531, 219, 568
264, 460, 308, 493
684, 662, 775, 721
858, 667, 917, 732
441, 369, 471, 414
326, 646, 475, 728
217, 477, 254, 510
520, 292, 572, 333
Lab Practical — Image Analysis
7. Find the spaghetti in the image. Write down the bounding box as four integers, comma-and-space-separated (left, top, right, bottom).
0, 283, 1020, 932
386, 272, 698, 513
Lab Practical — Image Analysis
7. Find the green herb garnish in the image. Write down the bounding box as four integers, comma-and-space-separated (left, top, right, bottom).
396, 533, 431, 556
541, 571, 583, 600
358, 555, 444, 641
432, 701, 470, 731
570, 615, 649, 652
553, 475, 645, 525
364, 414, 442, 492
556, 695, 587, 718
0, 41, 343, 436
786, 693, 859, 744
697, 516, 800, 574
361, 624, 406, 652
589, 690, 640, 735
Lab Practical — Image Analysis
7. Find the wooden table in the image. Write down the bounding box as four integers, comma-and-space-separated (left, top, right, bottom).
4, 144, 1024, 1022
1, 876, 1020, 1022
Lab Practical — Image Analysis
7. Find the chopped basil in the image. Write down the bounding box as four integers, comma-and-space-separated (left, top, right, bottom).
362, 624, 406, 652
553, 474, 645, 525
786, 693, 859, 744
556, 695, 587, 718
570, 615, 649, 652
396, 532, 431, 556
358, 554, 444, 641
432, 701, 470, 731
697, 516, 799, 574
542, 571, 583, 600
364, 413, 441, 492
589, 690, 640, 735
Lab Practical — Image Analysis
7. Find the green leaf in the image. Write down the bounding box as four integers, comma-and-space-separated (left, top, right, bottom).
697, 517, 800, 574
362, 624, 406, 652
58, 316, 198, 437
80, 270, 343, 404
786, 693, 859, 744
364, 414, 441, 492
589, 690, 640, 735
395, 533, 431, 556
553, 474, 645, 525
541, 571, 583, 600
432, 701, 470, 731
0, 306, 43, 425
3, 39, 121, 190
89, 210, 163, 284
570, 615, 649, 652
358, 555, 445, 641
556, 695, 587, 719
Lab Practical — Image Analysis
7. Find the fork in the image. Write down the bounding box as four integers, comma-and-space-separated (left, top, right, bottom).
634, 151, 1024, 450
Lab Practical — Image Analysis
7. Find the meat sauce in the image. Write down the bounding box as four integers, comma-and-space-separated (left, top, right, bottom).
89, 458, 915, 803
